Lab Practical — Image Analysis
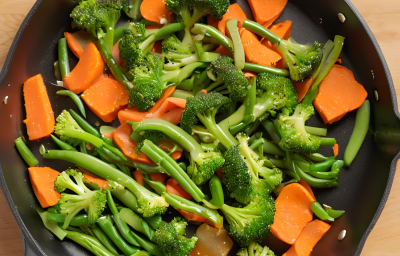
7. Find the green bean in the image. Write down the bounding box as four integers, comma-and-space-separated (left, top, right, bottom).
91, 223, 120, 255
242, 19, 281, 44
14, 137, 38, 167
243, 62, 289, 77
143, 176, 166, 195
118, 207, 156, 242
249, 137, 266, 150
320, 137, 337, 147
327, 208, 345, 219
309, 171, 338, 180
57, 90, 86, 118
97, 216, 140, 256
51, 135, 77, 151
262, 140, 285, 157
79, 141, 88, 154
192, 23, 233, 53
309, 157, 336, 172
111, 189, 140, 214
209, 175, 224, 207
305, 126, 327, 137
154, 22, 185, 41
311, 202, 334, 222
294, 160, 310, 173
114, 23, 129, 45
178, 162, 187, 172
127, 229, 163, 256
144, 215, 163, 230
69, 109, 101, 137
270, 158, 287, 169
54, 60, 62, 81
344, 100, 370, 166
303, 153, 327, 162
58, 38, 70, 79
331, 160, 344, 173
65, 230, 116, 256
46, 213, 89, 226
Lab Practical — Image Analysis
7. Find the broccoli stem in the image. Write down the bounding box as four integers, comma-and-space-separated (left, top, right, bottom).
243, 62, 290, 77
162, 192, 223, 226
91, 224, 121, 256
14, 137, 38, 167
124, 0, 143, 21
242, 19, 282, 44
312, 40, 335, 80
262, 140, 286, 157
304, 126, 328, 137
205, 79, 224, 92
54, 60, 62, 81
62, 128, 104, 148
114, 23, 130, 44
177, 62, 209, 83
58, 38, 70, 79
191, 23, 234, 53
262, 120, 281, 144
154, 22, 185, 41
302, 35, 345, 105
111, 188, 140, 213
69, 109, 102, 137
320, 137, 337, 147
46, 213, 89, 226
140, 140, 204, 202
226, 19, 245, 69
43, 150, 165, 217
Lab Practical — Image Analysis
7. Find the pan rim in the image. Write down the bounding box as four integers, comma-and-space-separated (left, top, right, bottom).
0, 0, 398, 255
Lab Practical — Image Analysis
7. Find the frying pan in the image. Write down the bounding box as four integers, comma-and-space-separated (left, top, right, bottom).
0, 0, 399, 255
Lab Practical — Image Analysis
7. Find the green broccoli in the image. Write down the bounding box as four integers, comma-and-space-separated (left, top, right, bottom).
278, 103, 336, 153
237, 241, 275, 256
135, 130, 167, 154
130, 119, 225, 185
162, 34, 198, 70
54, 110, 83, 147
155, 217, 198, 256
54, 170, 107, 229
206, 55, 248, 101
54, 169, 86, 195
71, 0, 125, 52
123, 0, 143, 21
221, 195, 276, 248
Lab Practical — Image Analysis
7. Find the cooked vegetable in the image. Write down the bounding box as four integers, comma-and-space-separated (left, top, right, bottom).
208, 174, 224, 207
57, 90, 86, 118
64, 32, 84, 58
293, 78, 313, 103
248, 0, 288, 28
218, 3, 247, 36
190, 224, 233, 256
333, 143, 339, 156
29, 167, 61, 208
311, 202, 334, 222
23, 74, 55, 140
58, 38, 70, 79
133, 170, 144, 186
237, 241, 275, 256
15, 137, 38, 167
262, 20, 293, 48
91, 223, 121, 255
166, 178, 193, 200
140, 0, 173, 25
344, 100, 370, 166
63, 42, 105, 94
270, 183, 315, 244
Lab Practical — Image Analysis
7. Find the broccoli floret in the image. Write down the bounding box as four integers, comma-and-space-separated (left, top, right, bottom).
156, 217, 198, 256
256, 72, 298, 115
54, 174, 107, 229
237, 241, 275, 256
71, 0, 125, 52
221, 195, 276, 247
207, 55, 248, 101
135, 130, 167, 154
278, 103, 327, 153
162, 34, 198, 69
54, 169, 86, 195
54, 110, 85, 147
277, 39, 323, 81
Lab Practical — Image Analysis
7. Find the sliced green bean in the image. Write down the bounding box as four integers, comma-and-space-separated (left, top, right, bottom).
209, 175, 224, 207
69, 109, 101, 137
143, 176, 166, 195
309, 171, 338, 180
15, 137, 38, 167
327, 208, 345, 219
54, 60, 62, 81
344, 100, 370, 166
58, 38, 70, 79
57, 90, 86, 118
192, 23, 233, 53
305, 126, 327, 137
331, 160, 344, 173
226, 19, 245, 69
262, 120, 281, 144
46, 213, 89, 226
91, 223, 121, 255
311, 202, 334, 222
304, 153, 327, 162
118, 207, 156, 242
155, 22, 185, 41
243, 62, 289, 77
51, 135, 77, 151
320, 137, 337, 147
309, 157, 336, 172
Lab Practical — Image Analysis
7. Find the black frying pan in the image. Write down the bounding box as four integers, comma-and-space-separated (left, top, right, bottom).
1, 0, 399, 255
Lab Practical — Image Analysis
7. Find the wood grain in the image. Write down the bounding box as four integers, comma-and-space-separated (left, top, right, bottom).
0, 0, 399, 255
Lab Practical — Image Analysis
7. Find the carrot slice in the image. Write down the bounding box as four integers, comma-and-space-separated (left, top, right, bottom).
166, 179, 192, 200
283, 220, 331, 256
176, 208, 223, 229
298, 180, 316, 201
113, 123, 154, 164
149, 173, 169, 183
65, 32, 84, 59
270, 183, 315, 244
213, 45, 233, 58
28, 167, 61, 208
63, 42, 105, 94
133, 170, 144, 186
140, 0, 173, 25
23, 74, 55, 141
262, 20, 292, 49
81, 76, 129, 123
314, 65, 368, 124
218, 3, 247, 36
333, 143, 339, 157
241, 29, 282, 67
207, 15, 219, 29
293, 78, 313, 103
159, 108, 185, 125
248, 0, 288, 28
83, 173, 109, 190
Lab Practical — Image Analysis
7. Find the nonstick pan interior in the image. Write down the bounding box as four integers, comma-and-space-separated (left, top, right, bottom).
0, 0, 399, 255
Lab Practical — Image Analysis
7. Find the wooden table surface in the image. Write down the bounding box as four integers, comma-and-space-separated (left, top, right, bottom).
1, 0, 399, 255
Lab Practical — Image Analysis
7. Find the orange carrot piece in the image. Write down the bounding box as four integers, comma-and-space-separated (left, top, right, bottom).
83, 173, 109, 190
244, 72, 256, 81
140, 0, 173, 25
216, 168, 223, 180
28, 167, 61, 208
150, 86, 177, 113
159, 108, 185, 126
65, 32, 84, 59
283, 220, 331, 256
314, 65, 368, 124
176, 208, 223, 229
213, 45, 233, 58
23, 74, 55, 141
113, 123, 154, 164
333, 143, 339, 157
207, 15, 219, 29
63, 42, 105, 94
81, 77, 129, 123
218, 3, 247, 36
270, 183, 315, 244
262, 20, 292, 49
293, 78, 313, 103
298, 180, 316, 201
337, 59, 342, 64
166, 179, 193, 200
241, 29, 282, 67
133, 170, 144, 186
151, 40, 163, 54
248, 0, 288, 28
149, 173, 169, 183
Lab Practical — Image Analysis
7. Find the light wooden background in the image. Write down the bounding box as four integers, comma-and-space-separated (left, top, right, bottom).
0, 0, 399, 255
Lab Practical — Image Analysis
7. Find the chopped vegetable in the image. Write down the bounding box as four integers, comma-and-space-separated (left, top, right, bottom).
140, 0, 173, 25
58, 38, 70, 79
64, 32, 84, 58
248, 0, 288, 28
15, 137, 38, 167
57, 90, 86, 118
293, 78, 313, 103
217, 3, 247, 36
29, 167, 61, 208
262, 20, 293, 48
133, 170, 144, 186
333, 143, 339, 156
190, 224, 233, 256
166, 178, 192, 200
